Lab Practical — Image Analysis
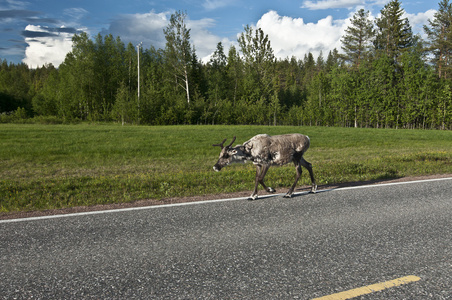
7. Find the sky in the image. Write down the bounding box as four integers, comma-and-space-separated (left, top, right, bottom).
0, 0, 438, 68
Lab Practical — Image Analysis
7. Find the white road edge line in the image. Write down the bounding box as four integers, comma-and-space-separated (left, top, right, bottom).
1, 177, 451, 224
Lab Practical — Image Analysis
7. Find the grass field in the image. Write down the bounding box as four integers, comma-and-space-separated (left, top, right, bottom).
1, 124, 451, 213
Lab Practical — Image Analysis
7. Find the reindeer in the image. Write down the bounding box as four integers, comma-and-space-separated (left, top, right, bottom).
213, 134, 317, 200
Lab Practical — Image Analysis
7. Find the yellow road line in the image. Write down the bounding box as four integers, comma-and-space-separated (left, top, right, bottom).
312, 275, 421, 300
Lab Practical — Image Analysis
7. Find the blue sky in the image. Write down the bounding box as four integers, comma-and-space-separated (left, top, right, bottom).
0, 0, 437, 67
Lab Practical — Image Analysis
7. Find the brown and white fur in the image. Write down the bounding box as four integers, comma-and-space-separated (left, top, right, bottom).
213, 134, 317, 200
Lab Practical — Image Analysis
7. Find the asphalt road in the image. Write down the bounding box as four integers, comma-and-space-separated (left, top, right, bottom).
1, 178, 452, 299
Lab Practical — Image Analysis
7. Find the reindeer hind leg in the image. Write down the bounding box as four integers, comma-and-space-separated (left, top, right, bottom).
300, 157, 317, 193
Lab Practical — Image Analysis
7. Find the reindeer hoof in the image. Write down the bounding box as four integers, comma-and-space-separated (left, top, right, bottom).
248, 195, 258, 201
310, 184, 318, 194
283, 193, 292, 198
267, 187, 276, 193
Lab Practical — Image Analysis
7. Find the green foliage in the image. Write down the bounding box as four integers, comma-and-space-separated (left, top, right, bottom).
0, 107, 27, 123
1, 5, 452, 129
375, 0, 413, 62
424, 0, 452, 79
164, 10, 194, 105
341, 9, 374, 68
0, 124, 451, 213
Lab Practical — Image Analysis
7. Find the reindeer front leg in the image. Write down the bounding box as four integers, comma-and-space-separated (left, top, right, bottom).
249, 165, 262, 200
250, 164, 275, 200
284, 163, 302, 198
258, 164, 275, 193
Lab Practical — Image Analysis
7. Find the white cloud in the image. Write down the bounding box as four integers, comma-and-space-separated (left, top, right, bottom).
20, 10, 224, 67
20, 6, 436, 69
106, 11, 169, 49
202, 0, 229, 10
0, 0, 28, 10
253, 8, 435, 61
302, 0, 364, 10
63, 8, 89, 22
22, 25, 75, 68
256, 10, 348, 59
187, 18, 225, 61
404, 9, 436, 38
406, 9, 436, 24
105, 11, 223, 62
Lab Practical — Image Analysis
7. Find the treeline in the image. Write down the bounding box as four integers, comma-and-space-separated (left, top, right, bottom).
1, 0, 452, 129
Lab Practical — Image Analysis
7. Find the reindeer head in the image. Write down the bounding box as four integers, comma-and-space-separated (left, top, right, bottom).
212, 136, 239, 172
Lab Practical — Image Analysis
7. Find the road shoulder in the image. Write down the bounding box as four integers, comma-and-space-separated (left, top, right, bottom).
1, 173, 451, 221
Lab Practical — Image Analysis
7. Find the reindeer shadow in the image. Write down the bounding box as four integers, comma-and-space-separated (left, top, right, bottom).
242, 173, 407, 201
248, 189, 313, 201
287, 176, 406, 199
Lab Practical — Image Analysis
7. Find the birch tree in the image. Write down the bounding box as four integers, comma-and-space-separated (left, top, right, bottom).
163, 11, 194, 105
238, 25, 275, 99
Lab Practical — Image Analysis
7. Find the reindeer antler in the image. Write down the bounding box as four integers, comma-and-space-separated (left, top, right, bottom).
212, 138, 227, 148
212, 136, 236, 148
226, 136, 236, 148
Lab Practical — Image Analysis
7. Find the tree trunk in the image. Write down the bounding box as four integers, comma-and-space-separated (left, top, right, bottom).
184, 65, 190, 104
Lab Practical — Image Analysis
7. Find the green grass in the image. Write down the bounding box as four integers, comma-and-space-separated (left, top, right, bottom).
1, 124, 451, 213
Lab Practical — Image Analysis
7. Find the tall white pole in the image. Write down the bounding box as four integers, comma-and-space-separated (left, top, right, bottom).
136, 42, 142, 124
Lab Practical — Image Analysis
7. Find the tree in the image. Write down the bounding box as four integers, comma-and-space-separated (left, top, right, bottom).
238, 25, 275, 68
208, 42, 228, 100
424, 0, 452, 79
325, 49, 341, 71
205, 42, 229, 124
306, 70, 330, 126
58, 32, 96, 120
163, 11, 194, 105
398, 38, 434, 128
226, 45, 243, 105
1, 2, 451, 129
369, 53, 400, 128
112, 81, 133, 125
0, 62, 33, 113
269, 89, 282, 126
437, 82, 452, 129
341, 9, 374, 68
32, 67, 59, 116
93, 34, 127, 120
238, 25, 275, 99
375, 0, 413, 63
210, 42, 227, 69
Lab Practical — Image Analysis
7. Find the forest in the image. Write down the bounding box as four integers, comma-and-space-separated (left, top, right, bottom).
0, 0, 451, 129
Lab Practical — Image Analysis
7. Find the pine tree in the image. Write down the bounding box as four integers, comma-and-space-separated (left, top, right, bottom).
424, 0, 452, 79
226, 45, 243, 104
375, 0, 413, 62
341, 9, 374, 68
208, 42, 228, 102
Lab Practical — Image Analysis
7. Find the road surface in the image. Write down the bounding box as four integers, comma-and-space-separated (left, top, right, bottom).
1, 178, 451, 299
